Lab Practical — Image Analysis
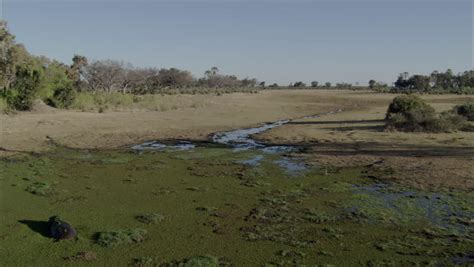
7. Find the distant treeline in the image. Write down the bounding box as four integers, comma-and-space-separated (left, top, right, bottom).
279, 70, 474, 94
389, 70, 474, 94
0, 21, 261, 110
1, 20, 473, 111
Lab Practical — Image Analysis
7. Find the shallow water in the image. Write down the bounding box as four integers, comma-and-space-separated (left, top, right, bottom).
273, 157, 308, 175
237, 155, 264, 167
132, 117, 305, 173
131, 141, 195, 151
352, 183, 474, 232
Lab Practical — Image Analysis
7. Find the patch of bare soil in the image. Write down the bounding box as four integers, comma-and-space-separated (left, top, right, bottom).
30, 99, 58, 114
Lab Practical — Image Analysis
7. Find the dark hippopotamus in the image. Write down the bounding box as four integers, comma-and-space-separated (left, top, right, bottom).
47, 216, 77, 240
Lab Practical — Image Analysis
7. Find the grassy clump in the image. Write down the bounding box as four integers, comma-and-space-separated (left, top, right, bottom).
303, 209, 337, 223
25, 182, 53, 196
63, 251, 98, 262
135, 213, 166, 224
166, 255, 220, 267
454, 101, 474, 121
129, 257, 154, 266
0, 98, 8, 114
385, 95, 465, 132
95, 228, 147, 247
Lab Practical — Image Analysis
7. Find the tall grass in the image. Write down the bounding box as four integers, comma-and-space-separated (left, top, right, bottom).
70, 92, 207, 112
0, 97, 8, 113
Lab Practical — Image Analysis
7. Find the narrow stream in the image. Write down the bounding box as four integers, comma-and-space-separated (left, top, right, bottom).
130, 110, 343, 174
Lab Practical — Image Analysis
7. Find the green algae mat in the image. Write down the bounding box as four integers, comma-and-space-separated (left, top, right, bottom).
0, 146, 473, 266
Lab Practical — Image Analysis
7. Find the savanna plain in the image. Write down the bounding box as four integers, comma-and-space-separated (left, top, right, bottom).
1, 90, 473, 266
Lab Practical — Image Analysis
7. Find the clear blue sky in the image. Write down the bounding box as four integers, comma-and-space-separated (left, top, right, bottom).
1, 0, 472, 85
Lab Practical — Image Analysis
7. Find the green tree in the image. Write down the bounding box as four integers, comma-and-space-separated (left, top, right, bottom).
407, 75, 430, 91
1, 21, 35, 95
293, 81, 306, 88
368, 79, 376, 89
6, 65, 41, 110
67, 54, 88, 89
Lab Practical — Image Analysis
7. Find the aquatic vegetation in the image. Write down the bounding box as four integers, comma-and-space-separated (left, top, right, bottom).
302, 209, 337, 223
135, 213, 166, 224
63, 251, 98, 262
130, 257, 155, 266
195, 206, 217, 212
25, 181, 54, 196
1, 145, 473, 266
164, 255, 220, 267
95, 229, 147, 247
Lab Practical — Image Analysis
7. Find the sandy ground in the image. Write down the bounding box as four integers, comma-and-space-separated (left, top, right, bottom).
1, 90, 472, 189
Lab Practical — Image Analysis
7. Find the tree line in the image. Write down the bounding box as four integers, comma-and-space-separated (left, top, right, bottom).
390, 70, 474, 93
0, 21, 260, 110
1, 20, 473, 111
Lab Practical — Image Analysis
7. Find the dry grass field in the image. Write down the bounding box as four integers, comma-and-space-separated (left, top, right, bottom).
0, 90, 366, 153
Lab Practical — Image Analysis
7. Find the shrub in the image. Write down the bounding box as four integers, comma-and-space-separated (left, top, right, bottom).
455, 101, 474, 121
50, 83, 76, 108
95, 228, 147, 247
6, 66, 41, 111
424, 112, 466, 133
385, 95, 436, 131
386, 95, 465, 132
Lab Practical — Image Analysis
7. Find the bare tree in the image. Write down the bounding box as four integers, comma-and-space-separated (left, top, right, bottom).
83, 59, 125, 93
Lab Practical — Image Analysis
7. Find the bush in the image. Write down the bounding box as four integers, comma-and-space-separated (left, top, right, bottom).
386, 95, 436, 131
386, 95, 465, 132
455, 101, 474, 121
425, 112, 466, 133
6, 66, 41, 111
49, 83, 76, 108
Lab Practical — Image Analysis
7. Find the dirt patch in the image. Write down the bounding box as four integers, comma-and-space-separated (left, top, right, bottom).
30, 99, 58, 114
